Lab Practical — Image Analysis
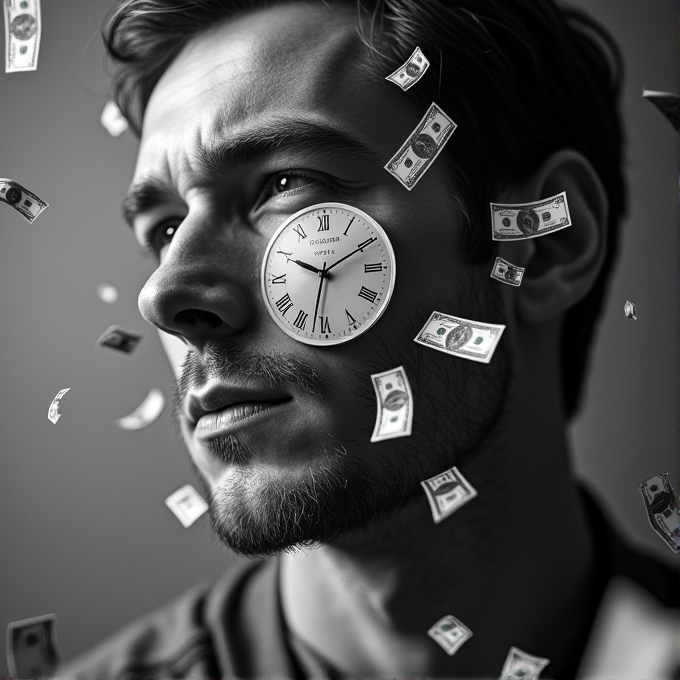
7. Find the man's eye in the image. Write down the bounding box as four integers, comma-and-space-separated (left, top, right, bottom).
272, 172, 319, 195
147, 220, 181, 255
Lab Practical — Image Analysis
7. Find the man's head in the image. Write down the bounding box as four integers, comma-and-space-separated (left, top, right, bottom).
106, 0, 625, 557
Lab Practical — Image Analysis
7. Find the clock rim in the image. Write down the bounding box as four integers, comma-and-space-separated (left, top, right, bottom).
260, 201, 397, 346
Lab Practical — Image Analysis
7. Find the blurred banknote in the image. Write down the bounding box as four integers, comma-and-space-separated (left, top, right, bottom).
4, 0, 41, 72
491, 192, 571, 241
96, 282, 119, 304
100, 100, 129, 137
385, 46, 429, 91
116, 388, 165, 430
624, 299, 637, 320
414, 311, 505, 364
490, 256, 525, 287
6, 613, 60, 678
384, 102, 457, 190
47, 387, 70, 425
421, 465, 477, 524
0, 178, 48, 222
371, 366, 413, 442
500, 646, 550, 680
642, 89, 680, 132
427, 614, 472, 656
96, 325, 142, 354
165, 484, 209, 528
638, 472, 680, 554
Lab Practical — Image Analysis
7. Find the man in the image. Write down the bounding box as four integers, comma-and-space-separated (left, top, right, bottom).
59, 0, 679, 677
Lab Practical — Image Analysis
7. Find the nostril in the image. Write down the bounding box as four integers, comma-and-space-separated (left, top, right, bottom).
174, 309, 223, 328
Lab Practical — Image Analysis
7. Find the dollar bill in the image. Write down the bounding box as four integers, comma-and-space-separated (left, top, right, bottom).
414, 311, 505, 364
427, 614, 473, 656
490, 192, 571, 241
384, 102, 457, 190
4, 0, 41, 72
642, 89, 680, 132
638, 473, 680, 554
47, 387, 71, 425
624, 299, 637, 320
370, 366, 413, 442
421, 465, 477, 524
165, 484, 209, 528
385, 46, 429, 91
500, 646, 550, 680
6, 613, 61, 678
96, 325, 142, 354
0, 178, 48, 222
100, 100, 129, 137
490, 256, 525, 287
116, 388, 165, 431
96, 282, 119, 304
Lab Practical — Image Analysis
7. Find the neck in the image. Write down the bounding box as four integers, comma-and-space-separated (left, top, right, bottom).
280, 320, 596, 676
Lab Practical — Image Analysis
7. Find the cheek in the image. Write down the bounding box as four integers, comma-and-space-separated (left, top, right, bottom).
158, 328, 190, 379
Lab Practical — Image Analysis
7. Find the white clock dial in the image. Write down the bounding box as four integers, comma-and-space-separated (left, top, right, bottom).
261, 203, 397, 346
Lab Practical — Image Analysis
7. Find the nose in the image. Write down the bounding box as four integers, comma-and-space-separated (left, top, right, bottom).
138, 214, 254, 351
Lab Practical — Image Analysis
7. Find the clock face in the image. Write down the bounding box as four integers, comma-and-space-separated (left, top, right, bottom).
261, 203, 397, 346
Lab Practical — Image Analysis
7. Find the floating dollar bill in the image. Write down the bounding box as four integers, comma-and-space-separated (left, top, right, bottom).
427, 614, 472, 656
638, 473, 680, 554
500, 646, 550, 680
100, 100, 129, 137
624, 299, 637, 320
385, 46, 430, 91
47, 388, 71, 425
421, 465, 477, 524
384, 102, 457, 190
490, 192, 571, 241
96, 282, 119, 304
165, 484, 209, 528
96, 325, 142, 354
414, 311, 505, 364
490, 256, 525, 287
0, 178, 48, 222
6, 613, 61, 678
642, 89, 680, 132
4, 0, 41, 72
370, 366, 413, 443
116, 388, 165, 431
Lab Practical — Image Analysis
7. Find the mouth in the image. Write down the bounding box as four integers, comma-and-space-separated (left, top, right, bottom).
194, 398, 291, 440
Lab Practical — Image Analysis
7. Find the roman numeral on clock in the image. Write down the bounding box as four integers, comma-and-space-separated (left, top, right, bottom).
275, 293, 294, 316
317, 214, 330, 231
317, 316, 331, 334
293, 310, 309, 330
345, 309, 358, 326
357, 286, 378, 304
357, 237, 376, 251
343, 216, 355, 236
364, 263, 382, 273
277, 248, 293, 259
270, 273, 286, 284
293, 224, 306, 241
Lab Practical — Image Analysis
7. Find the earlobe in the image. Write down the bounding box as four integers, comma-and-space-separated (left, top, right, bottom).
496, 149, 609, 325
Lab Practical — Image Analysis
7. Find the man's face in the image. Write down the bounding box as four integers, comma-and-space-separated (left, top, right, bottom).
129, 2, 511, 556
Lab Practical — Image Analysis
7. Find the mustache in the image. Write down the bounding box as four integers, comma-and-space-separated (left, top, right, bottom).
171, 340, 326, 426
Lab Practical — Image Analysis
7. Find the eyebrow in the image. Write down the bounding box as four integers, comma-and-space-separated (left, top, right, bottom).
122, 117, 379, 228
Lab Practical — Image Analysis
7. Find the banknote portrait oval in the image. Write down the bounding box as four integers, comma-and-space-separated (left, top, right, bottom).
405, 62, 421, 77
411, 133, 437, 158
9, 14, 37, 41
445, 324, 473, 351
502, 217, 511, 227
516, 208, 540, 235
5, 187, 22, 204
384, 390, 408, 411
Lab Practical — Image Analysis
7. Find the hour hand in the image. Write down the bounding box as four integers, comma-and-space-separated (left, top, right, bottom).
289, 258, 323, 275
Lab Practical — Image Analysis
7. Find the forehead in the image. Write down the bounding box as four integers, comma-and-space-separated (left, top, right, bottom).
138, 2, 386, 179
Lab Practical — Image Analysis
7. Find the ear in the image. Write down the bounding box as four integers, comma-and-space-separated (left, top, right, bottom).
494, 150, 609, 325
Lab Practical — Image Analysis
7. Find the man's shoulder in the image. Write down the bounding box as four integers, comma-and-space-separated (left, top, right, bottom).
56, 558, 264, 680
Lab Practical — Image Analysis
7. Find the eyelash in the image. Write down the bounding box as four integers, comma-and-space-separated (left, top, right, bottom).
137, 170, 338, 260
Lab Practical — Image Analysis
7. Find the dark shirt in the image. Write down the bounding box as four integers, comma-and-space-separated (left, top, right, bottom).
57, 485, 679, 679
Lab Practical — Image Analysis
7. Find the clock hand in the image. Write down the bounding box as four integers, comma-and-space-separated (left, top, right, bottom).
325, 237, 378, 274
311, 262, 327, 333
289, 258, 323, 275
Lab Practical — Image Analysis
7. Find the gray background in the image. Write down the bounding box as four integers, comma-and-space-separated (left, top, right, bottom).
0, 0, 677, 671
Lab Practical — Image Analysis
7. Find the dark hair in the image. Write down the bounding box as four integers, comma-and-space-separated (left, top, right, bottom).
103, 0, 626, 419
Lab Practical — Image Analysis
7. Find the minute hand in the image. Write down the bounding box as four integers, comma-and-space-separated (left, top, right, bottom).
325, 238, 377, 274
